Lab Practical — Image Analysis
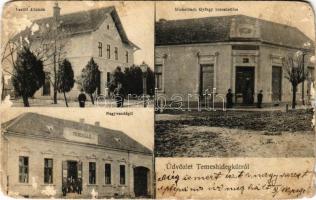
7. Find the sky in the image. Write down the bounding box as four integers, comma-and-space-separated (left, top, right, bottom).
156, 1, 315, 40
1, 1, 154, 68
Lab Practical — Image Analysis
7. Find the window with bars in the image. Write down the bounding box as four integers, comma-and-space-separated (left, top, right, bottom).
89, 162, 96, 184
104, 163, 111, 184
44, 158, 53, 184
19, 156, 29, 183
119, 165, 125, 185
98, 42, 103, 57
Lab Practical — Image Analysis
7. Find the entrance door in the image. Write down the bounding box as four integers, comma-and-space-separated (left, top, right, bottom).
134, 167, 149, 197
199, 64, 214, 96
62, 161, 82, 195
235, 67, 255, 105
68, 161, 78, 182
272, 66, 282, 101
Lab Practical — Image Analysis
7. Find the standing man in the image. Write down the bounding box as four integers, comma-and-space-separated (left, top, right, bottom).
257, 90, 263, 108
114, 82, 125, 107
226, 88, 233, 108
78, 89, 87, 108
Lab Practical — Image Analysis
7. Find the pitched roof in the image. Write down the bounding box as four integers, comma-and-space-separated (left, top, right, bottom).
2, 112, 152, 155
16, 6, 137, 48
155, 15, 314, 50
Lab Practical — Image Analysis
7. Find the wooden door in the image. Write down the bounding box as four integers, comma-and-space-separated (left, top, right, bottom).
235, 67, 255, 104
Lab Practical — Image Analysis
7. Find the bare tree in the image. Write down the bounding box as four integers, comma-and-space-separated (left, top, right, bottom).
283, 53, 307, 109
1, 37, 21, 100
28, 21, 68, 104
1, 20, 68, 105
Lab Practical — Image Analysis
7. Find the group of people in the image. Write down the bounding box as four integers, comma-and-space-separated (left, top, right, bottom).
77, 83, 125, 108
226, 89, 263, 108
62, 177, 82, 196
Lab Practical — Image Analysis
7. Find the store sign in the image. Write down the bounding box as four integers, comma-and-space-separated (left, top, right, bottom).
63, 127, 98, 144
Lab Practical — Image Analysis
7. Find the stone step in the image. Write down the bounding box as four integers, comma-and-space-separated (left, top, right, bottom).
63, 193, 85, 199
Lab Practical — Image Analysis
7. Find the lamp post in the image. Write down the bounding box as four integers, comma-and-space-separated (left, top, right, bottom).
140, 61, 148, 108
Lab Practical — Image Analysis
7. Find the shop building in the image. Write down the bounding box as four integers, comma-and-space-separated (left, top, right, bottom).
155, 15, 315, 105
1, 113, 153, 198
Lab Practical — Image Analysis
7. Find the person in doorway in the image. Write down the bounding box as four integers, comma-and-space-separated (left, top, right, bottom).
78, 89, 87, 108
257, 90, 263, 108
226, 89, 233, 108
114, 82, 125, 107
77, 178, 82, 194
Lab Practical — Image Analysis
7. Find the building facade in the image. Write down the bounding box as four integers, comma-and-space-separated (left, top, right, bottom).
0, 113, 153, 198
155, 15, 315, 105
17, 3, 138, 100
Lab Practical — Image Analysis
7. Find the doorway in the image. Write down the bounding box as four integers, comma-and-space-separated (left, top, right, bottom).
235, 67, 255, 105
134, 167, 149, 197
62, 161, 82, 196
68, 161, 78, 182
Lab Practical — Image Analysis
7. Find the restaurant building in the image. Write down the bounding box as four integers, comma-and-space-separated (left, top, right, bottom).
0, 112, 153, 198
155, 15, 315, 105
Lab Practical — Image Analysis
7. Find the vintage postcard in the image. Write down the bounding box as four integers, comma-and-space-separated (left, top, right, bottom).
155, 1, 316, 199
1, 0, 316, 199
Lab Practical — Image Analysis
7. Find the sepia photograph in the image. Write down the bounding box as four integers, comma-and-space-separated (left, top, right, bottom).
154, 1, 316, 157
0, 107, 154, 198
1, 1, 155, 108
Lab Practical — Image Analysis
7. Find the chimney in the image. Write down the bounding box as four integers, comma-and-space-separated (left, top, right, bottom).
95, 121, 100, 127
53, 2, 60, 20
79, 118, 85, 123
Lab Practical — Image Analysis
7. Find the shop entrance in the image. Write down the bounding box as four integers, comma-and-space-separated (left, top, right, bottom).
235, 67, 255, 105
134, 167, 150, 197
62, 161, 82, 196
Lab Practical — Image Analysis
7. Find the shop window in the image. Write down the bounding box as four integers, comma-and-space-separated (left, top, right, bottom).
44, 158, 53, 184
119, 165, 125, 185
104, 163, 111, 184
19, 156, 29, 183
89, 162, 96, 184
